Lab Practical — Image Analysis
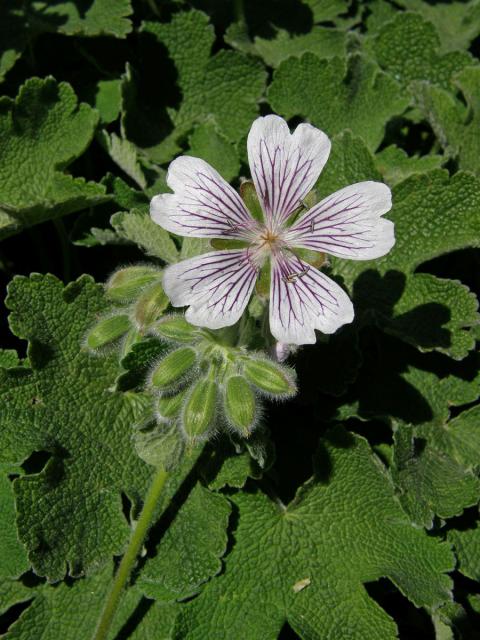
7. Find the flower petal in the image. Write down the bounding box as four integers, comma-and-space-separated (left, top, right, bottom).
269, 252, 353, 344
163, 250, 258, 329
247, 115, 331, 229
150, 156, 257, 240
285, 182, 395, 260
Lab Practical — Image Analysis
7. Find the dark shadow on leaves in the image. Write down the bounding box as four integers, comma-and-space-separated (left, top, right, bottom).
28, 340, 56, 370
21, 449, 52, 475
311, 427, 356, 484
123, 32, 180, 151
28, 1, 90, 30
0, 600, 34, 636
365, 578, 435, 639
278, 621, 300, 639
337, 330, 435, 425
133, 444, 213, 574
352, 269, 452, 352
389, 302, 451, 350
114, 596, 154, 640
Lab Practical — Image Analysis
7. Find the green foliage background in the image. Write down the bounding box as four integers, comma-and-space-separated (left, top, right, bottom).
1, 0, 480, 638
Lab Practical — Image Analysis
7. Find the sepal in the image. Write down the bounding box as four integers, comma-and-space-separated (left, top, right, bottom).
105, 265, 161, 303
149, 347, 197, 390
133, 282, 170, 330
242, 355, 297, 398
224, 375, 258, 436
181, 375, 218, 445
151, 315, 200, 344
156, 389, 188, 423
85, 313, 130, 352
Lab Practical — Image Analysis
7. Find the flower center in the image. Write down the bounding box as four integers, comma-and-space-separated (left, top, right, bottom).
259, 229, 279, 249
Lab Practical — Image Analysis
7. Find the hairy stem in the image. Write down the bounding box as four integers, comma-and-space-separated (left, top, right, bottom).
92, 466, 169, 640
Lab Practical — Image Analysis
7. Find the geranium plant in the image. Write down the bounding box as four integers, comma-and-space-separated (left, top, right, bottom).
1, 2, 480, 639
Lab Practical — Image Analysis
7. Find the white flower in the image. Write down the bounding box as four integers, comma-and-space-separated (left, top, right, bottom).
150, 115, 395, 345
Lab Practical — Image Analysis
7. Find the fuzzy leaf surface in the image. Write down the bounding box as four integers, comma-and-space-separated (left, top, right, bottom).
136, 11, 266, 162
0, 77, 107, 240
268, 53, 408, 150
138, 484, 231, 601
30, 0, 133, 37
174, 429, 453, 639
3, 563, 177, 639
415, 66, 480, 175
371, 12, 473, 90
332, 170, 480, 358
0, 274, 152, 580
0, 466, 29, 579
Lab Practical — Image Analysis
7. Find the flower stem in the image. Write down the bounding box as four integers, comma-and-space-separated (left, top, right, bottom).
92, 466, 169, 640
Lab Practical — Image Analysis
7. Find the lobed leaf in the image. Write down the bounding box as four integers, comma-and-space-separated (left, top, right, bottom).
174, 429, 454, 639
0, 77, 107, 240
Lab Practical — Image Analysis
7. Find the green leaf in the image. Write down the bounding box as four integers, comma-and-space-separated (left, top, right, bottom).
137, 11, 267, 163
385, 273, 479, 360
0, 349, 20, 368
116, 337, 167, 392
392, 425, 480, 528
204, 449, 263, 490
30, 0, 133, 37
186, 123, 240, 183
417, 405, 480, 472
301, 0, 350, 23
110, 208, 179, 263
174, 429, 453, 639
134, 420, 185, 471
414, 66, 480, 175
92, 79, 122, 124
0, 466, 29, 579
3, 562, 178, 639
0, 579, 36, 617
315, 131, 381, 198
99, 131, 147, 189
338, 335, 480, 428
0, 2, 27, 83
333, 170, 480, 358
138, 484, 231, 601
371, 12, 473, 91
369, 171, 480, 272
268, 53, 408, 150
449, 523, 480, 582
374, 145, 444, 186
0, 274, 153, 580
253, 27, 347, 68
398, 0, 480, 52
0, 77, 107, 240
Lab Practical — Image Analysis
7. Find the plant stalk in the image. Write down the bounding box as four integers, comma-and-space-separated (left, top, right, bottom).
92, 466, 169, 640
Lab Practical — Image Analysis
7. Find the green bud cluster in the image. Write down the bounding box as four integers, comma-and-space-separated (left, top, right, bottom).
85, 264, 168, 355
145, 315, 297, 448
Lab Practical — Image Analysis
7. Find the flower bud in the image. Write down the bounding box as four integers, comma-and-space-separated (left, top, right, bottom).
152, 315, 199, 343
134, 282, 169, 330
224, 375, 257, 436
120, 328, 143, 359
243, 357, 296, 397
181, 377, 217, 444
150, 347, 197, 389
105, 266, 160, 303
86, 314, 130, 351
156, 389, 187, 422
